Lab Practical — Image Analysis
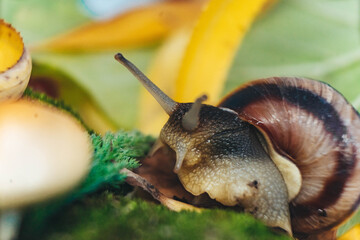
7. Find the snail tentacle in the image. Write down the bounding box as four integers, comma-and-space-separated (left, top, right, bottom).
115, 53, 178, 115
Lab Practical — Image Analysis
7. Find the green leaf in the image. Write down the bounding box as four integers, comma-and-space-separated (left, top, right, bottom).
2, 0, 90, 45
27, 62, 118, 133
338, 210, 360, 236
32, 49, 155, 130
3, 1, 156, 130
224, 0, 360, 111
19, 131, 154, 237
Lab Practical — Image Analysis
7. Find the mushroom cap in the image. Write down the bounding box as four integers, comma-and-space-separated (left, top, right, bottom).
0, 100, 92, 209
0, 20, 32, 101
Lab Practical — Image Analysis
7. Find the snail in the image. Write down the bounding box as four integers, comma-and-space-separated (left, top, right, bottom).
115, 53, 360, 239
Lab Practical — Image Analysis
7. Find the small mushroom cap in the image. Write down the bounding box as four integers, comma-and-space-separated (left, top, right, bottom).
0, 20, 32, 101
0, 100, 92, 209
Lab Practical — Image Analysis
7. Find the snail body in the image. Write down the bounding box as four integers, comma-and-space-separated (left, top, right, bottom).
115, 53, 360, 239
161, 102, 293, 233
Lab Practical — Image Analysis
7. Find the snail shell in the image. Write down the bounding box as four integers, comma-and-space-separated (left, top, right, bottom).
219, 77, 360, 236
115, 54, 360, 238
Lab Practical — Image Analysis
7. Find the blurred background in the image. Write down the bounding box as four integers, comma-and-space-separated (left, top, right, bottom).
1, 0, 359, 238
2, 0, 359, 136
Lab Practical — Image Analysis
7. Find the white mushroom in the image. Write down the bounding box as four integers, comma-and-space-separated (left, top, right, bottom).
0, 99, 92, 240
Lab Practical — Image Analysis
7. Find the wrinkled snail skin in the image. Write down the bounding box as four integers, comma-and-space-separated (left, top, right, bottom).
160, 103, 292, 234
115, 54, 360, 239
219, 77, 360, 237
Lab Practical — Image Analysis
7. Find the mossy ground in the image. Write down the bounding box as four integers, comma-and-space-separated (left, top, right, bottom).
12, 127, 357, 239
14, 129, 289, 240
19, 192, 290, 240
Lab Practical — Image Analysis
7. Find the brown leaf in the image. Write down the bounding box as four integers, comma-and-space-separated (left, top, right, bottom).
121, 167, 200, 212
122, 146, 230, 212
134, 147, 194, 203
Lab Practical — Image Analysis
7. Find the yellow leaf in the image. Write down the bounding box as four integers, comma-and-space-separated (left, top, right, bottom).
0, 19, 31, 101
175, 0, 273, 104
338, 224, 360, 240
139, 28, 192, 135
36, 0, 206, 51
139, 0, 273, 134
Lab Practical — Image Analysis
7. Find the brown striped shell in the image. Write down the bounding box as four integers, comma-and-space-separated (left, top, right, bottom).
115, 55, 360, 238
218, 77, 360, 236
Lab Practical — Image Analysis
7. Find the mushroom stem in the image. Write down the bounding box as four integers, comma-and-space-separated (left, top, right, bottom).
114, 53, 177, 115
0, 210, 21, 240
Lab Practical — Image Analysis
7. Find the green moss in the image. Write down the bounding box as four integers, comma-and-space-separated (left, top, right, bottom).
77, 131, 154, 197
19, 131, 154, 236
18, 131, 289, 239
21, 193, 290, 240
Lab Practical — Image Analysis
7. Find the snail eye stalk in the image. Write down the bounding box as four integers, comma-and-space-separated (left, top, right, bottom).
182, 94, 207, 131
115, 53, 177, 116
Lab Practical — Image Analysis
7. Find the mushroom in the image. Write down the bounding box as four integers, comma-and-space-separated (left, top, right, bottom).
0, 99, 92, 240
0, 19, 31, 102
